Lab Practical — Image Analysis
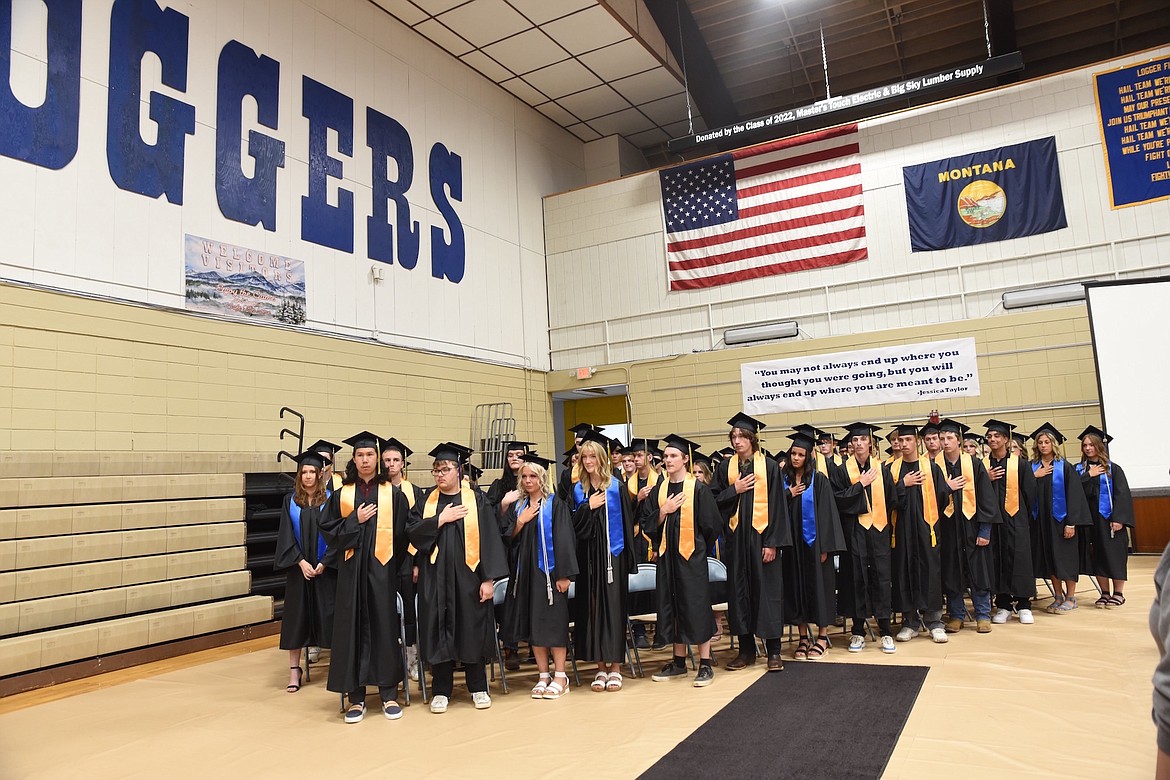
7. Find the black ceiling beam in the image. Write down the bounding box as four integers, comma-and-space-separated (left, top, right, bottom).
984, 0, 1020, 86
643, 0, 739, 131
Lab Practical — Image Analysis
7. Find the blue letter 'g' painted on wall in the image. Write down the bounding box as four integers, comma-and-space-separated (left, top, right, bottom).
301, 76, 353, 253
429, 143, 465, 283
366, 107, 419, 269
0, 0, 82, 169
106, 0, 196, 205
216, 41, 284, 231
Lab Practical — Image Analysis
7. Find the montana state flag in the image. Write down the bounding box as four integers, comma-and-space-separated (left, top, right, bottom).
903, 137, 1067, 252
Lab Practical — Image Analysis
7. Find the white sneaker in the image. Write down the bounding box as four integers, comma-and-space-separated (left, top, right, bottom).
991, 608, 1011, 625
472, 691, 492, 710
406, 646, 419, 682
1018, 609, 1035, 624
930, 627, 949, 643
880, 636, 896, 654
896, 626, 917, 642
848, 635, 865, 653
307, 646, 320, 663
429, 694, 448, 714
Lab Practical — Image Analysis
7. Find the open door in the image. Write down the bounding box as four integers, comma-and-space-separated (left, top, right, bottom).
551, 384, 630, 461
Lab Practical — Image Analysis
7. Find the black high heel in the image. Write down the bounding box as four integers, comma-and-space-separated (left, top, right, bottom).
287, 666, 303, 693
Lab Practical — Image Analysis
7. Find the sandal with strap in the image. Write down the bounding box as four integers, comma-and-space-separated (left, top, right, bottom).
531, 673, 551, 699
1055, 596, 1078, 612
605, 671, 623, 691
287, 666, 303, 693
1108, 593, 1126, 607
543, 673, 570, 700
590, 672, 607, 692
1094, 595, 1110, 609
807, 637, 829, 660
794, 637, 811, 661
1045, 598, 1064, 614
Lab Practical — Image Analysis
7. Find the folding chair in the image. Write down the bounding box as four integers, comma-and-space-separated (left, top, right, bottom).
415, 593, 428, 703
337, 591, 412, 711
488, 578, 510, 694
566, 581, 581, 686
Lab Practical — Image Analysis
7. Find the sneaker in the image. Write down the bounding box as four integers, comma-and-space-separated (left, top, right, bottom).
1018, 609, 1034, 624
651, 636, 668, 650
895, 626, 917, 642
651, 662, 689, 682
880, 636, 896, 654
848, 635, 865, 653
382, 700, 403, 720
634, 634, 651, 649
406, 646, 419, 682
429, 694, 449, 714
503, 649, 520, 672
344, 702, 366, 724
307, 646, 320, 663
693, 665, 715, 687
930, 627, 949, 643
472, 691, 492, 709
991, 609, 1011, 624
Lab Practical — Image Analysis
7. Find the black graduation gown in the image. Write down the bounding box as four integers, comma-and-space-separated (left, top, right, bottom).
988, 454, 1038, 598
889, 459, 948, 614
640, 479, 722, 645
501, 496, 578, 648
394, 480, 425, 644
408, 488, 509, 665
1030, 459, 1091, 581
274, 494, 338, 650
319, 480, 413, 694
829, 458, 897, 620
486, 473, 521, 588
937, 455, 1000, 593
569, 480, 637, 664
626, 473, 659, 564
556, 469, 575, 503
782, 469, 846, 627
712, 454, 791, 638
1080, 461, 1135, 580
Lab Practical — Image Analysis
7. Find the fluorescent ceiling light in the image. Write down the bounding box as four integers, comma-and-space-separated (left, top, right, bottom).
1001, 282, 1085, 310
724, 320, 799, 345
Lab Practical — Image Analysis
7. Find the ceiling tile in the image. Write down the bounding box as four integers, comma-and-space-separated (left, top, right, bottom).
588, 107, 654, 137
566, 122, 602, 142
460, 50, 515, 83
610, 67, 683, 106
638, 92, 692, 126
414, 18, 474, 56
541, 5, 630, 55
482, 27, 568, 74
370, 0, 428, 26
500, 76, 549, 105
535, 100, 581, 126
437, 0, 531, 48
557, 84, 629, 120
410, 0, 467, 14
523, 58, 600, 100
577, 37, 662, 82
625, 127, 670, 148
506, 0, 595, 25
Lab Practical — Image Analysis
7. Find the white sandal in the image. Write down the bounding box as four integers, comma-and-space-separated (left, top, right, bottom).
590, 672, 607, 692
543, 673, 570, 700
531, 672, 550, 699
605, 671, 623, 691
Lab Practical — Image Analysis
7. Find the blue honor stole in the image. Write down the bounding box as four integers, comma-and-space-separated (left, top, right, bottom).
289, 498, 327, 561
573, 479, 625, 559
1033, 459, 1067, 523
1076, 463, 1113, 519
781, 471, 818, 546
519, 497, 557, 574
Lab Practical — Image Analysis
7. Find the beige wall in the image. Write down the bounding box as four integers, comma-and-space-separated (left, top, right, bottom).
548, 306, 1101, 456
0, 284, 552, 468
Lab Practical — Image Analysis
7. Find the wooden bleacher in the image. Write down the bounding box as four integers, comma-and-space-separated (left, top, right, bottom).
0, 452, 275, 683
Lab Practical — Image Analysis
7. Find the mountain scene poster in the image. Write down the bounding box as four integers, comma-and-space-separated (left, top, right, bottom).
184, 235, 307, 325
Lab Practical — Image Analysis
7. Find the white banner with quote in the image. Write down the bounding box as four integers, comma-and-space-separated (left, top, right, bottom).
741, 338, 980, 414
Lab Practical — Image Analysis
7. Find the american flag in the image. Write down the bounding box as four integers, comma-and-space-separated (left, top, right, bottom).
659, 124, 868, 291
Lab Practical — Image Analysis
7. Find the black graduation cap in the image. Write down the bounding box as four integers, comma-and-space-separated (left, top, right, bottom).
842, 422, 881, 440
983, 419, 1015, 436
380, 437, 413, 458
963, 430, 982, 442
294, 451, 326, 470
661, 433, 701, 456
815, 429, 835, 443
628, 437, 659, 453
1077, 425, 1113, 444
502, 441, 533, 453
1011, 431, 1028, 446
519, 452, 555, 469
429, 442, 469, 462
562, 445, 577, 458
1029, 422, 1065, 445
920, 420, 940, 435
727, 412, 767, 433
787, 430, 816, 452
609, 437, 626, 454
569, 423, 596, 438
343, 430, 383, 450
305, 439, 341, 456
580, 429, 613, 450
891, 423, 920, 437
937, 418, 969, 436
692, 451, 714, 470
465, 463, 483, 481
718, 446, 736, 457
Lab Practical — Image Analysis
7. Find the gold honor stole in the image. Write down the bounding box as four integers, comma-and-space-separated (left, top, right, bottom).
340, 483, 394, 565
656, 476, 698, 559
400, 480, 418, 556
422, 487, 481, 571
890, 457, 939, 546
845, 457, 888, 531
726, 452, 769, 533
627, 469, 659, 499
982, 455, 1020, 516
943, 453, 977, 518
814, 451, 829, 477
331, 473, 344, 491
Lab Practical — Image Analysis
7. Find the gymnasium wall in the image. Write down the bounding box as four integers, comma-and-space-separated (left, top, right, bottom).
543, 45, 1170, 370
0, 0, 585, 371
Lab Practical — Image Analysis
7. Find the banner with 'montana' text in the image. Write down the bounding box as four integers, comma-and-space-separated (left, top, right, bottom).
741, 338, 980, 415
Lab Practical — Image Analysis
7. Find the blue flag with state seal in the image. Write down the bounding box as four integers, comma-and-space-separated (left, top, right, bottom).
902, 136, 1067, 252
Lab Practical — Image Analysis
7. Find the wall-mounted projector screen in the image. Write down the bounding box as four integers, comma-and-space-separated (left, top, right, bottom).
1086, 277, 1170, 492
